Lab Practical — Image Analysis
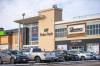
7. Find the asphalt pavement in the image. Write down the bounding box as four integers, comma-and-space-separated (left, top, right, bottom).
0, 60, 100, 66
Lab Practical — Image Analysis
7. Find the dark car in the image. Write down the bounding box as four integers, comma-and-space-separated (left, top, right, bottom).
63, 51, 79, 61
54, 50, 79, 61
50, 50, 65, 62
2, 50, 29, 63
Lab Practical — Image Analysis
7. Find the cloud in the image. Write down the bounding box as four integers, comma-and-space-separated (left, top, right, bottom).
0, 0, 100, 30
62, 0, 100, 19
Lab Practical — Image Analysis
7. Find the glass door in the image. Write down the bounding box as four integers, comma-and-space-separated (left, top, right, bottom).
71, 46, 84, 51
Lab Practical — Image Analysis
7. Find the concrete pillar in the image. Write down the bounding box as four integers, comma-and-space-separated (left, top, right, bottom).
18, 24, 21, 50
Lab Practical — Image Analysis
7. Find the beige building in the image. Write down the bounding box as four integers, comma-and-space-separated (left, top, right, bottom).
38, 6, 62, 51
15, 6, 100, 54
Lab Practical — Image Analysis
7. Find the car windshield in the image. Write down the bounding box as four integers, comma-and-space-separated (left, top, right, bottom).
11, 51, 23, 55
68, 50, 85, 54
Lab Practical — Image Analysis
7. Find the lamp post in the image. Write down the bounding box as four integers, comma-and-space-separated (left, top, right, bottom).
22, 13, 25, 50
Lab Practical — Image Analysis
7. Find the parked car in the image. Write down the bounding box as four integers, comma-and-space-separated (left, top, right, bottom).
63, 50, 79, 61
47, 50, 65, 62
0, 51, 15, 64
22, 47, 45, 63
89, 52, 100, 60
68, 50, 94, 60
51, 50, 79, 61
22, 47, 63, 63
2, 50, 29, 63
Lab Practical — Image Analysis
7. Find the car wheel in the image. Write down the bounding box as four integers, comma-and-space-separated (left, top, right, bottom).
34, 57, 41, 63
10, 58, 15, 64
0, 58, 2, 64
93, 57, 96, 60
81, 56, 85, 60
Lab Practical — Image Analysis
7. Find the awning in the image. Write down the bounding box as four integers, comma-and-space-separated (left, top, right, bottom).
14, 15, 45, 24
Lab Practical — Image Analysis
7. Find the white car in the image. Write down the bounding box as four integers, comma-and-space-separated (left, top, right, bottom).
68, 50, 94, 60
22, 47, 46, 63
22, 47, 62, 63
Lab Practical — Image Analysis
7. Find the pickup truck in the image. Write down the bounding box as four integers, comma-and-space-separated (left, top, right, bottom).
22, 47, 63, 63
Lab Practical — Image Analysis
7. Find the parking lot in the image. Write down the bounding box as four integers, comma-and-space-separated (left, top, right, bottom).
0, 60, 100, 66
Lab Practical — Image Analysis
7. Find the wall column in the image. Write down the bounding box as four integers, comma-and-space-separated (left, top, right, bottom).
18, 24, 21, 50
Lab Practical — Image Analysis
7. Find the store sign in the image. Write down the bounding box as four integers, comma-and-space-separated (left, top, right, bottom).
40, 28, 53, 36
68, 24, 85, 35
40, 32, 53, 36
71, 40, 82, 43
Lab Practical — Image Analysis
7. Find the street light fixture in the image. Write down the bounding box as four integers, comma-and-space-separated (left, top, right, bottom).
22, 13, 25, 19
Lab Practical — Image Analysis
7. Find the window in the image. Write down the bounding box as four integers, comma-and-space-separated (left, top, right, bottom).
32, 26, 38, 41
44, 28, 48, 32
32, 48, 41, 52
55, 28, 67, 37
86, 24, 100, 35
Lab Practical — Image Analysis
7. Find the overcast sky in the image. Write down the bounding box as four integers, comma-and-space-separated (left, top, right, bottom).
0, 0, 100, 30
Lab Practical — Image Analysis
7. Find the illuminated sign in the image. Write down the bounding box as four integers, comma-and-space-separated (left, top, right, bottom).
68, 24, 85, 35
0, 31, 5, 36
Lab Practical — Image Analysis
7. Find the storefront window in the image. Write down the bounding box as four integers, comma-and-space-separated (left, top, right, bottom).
55, 28, 67, 37
86, 24, 100, 35
99, 29, 100, 34
32, 26, 38, 41
96, 29, 99, 34
99, 24, 100, 28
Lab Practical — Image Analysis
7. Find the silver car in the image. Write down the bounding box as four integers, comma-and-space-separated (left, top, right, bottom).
90, 52, 100, 60
68, 50, 94, 60
0, 51, 15, 64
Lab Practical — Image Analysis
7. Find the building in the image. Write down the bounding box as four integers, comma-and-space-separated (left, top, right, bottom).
0, 5, 100, 54
0, 29, 12, 50
55, 17, 100, 54
0, 29, 22, 50
15, 5, 62, 51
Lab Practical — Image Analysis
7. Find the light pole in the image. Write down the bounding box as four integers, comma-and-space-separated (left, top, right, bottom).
22, 13, 25, 50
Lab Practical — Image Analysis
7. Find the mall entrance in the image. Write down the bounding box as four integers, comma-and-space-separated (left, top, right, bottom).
67, 40, 86, 51
71, 46, 84, 51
